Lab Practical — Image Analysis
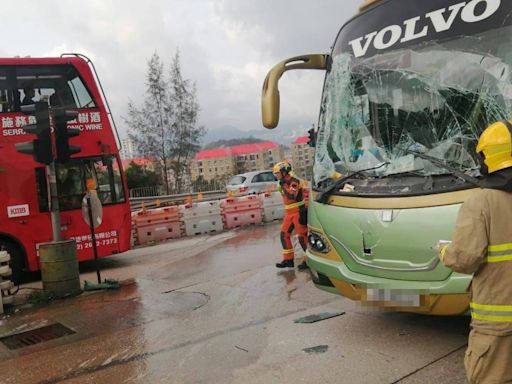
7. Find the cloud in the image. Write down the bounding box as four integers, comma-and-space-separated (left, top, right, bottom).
212, 0, 360, 57
1, 0, 362, 139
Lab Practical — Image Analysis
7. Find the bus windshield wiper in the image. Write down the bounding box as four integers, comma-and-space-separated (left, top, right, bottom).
315, 162, 389, 204
405, 150, 480, 187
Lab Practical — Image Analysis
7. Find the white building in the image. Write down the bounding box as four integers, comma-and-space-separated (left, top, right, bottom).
119, 137, 136, 159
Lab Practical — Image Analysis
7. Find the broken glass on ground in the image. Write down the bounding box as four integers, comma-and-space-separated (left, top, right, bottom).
303, 345, 329, 354
294, 311, 345, 324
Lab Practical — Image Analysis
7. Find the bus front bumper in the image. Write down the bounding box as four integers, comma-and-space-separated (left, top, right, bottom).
307, 252, 470, 316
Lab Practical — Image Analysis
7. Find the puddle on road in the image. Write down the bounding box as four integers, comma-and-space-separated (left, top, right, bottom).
277, 270, 296, 285
0, 225, 315, 382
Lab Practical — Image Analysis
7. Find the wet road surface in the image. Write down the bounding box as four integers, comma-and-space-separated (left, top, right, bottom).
0, 223, 469, 383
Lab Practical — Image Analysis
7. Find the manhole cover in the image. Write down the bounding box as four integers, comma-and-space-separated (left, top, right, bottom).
158, 291, 210, 313
0, 323, 75, 350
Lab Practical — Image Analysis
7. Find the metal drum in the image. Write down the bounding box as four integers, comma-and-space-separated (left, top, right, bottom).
39, 240, 81, 298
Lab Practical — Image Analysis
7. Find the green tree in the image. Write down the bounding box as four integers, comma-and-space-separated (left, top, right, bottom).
168, 50, 205, 193
126, 52, 171, 192
125, 161, 161, 189
126, 50, 205, 195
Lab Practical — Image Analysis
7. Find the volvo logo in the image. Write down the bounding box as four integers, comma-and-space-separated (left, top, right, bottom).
349, 0, 502, 58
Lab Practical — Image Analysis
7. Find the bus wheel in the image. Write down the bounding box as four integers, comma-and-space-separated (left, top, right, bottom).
0, 240, 25, 286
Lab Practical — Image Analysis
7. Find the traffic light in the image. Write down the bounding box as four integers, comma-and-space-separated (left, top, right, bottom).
54, 108, 80, 163
307, 127, 317, 148
15, 101, 53, 164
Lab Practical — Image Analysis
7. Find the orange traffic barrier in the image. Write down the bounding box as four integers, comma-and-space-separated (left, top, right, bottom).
220, 195, 263, 229
133, 206, 182, 244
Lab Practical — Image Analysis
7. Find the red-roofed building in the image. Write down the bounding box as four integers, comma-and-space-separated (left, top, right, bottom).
121, 157, 155, 171
191, 141, 283, 181
291, 136, 315, 179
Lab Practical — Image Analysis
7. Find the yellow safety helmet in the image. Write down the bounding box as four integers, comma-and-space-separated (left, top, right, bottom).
476, 120, 512, 174
273, 160, 292, 175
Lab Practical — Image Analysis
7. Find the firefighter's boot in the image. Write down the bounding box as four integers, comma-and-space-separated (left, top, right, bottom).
297, 261, 309, 271
275, 260, 294, 268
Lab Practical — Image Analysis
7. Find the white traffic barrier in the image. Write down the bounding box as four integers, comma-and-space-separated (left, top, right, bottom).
0, 265, 12, 277
259, 192, 285, 222
0, 251, 9, 264
0, 280, 13, 290
180, 201, 224, 236
0, 250, 14, 313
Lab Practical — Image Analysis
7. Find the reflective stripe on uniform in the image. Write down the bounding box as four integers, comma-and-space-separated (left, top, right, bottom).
470, 302, 512, 322
285, 201, 304, 210
439, 245, 448, 262
283, 249, 294, 254
485, 243, 512, 263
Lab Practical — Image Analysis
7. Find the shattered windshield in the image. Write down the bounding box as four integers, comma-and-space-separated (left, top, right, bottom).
314, 27, 512, 194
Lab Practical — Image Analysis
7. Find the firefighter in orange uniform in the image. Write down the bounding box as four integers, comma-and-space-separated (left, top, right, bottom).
438, 120, 512, 384
273, 160, 309, 270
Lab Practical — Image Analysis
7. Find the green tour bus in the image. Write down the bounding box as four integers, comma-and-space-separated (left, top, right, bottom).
262, 0, 512, 315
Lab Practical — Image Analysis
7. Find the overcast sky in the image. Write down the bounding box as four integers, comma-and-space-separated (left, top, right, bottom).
2, 0, 361, 140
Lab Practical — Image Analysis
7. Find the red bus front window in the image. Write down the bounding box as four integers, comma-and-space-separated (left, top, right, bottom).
0, 64, 96, 113
54, 156, 126, 211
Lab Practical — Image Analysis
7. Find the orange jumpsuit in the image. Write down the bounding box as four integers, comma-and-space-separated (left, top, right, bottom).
278, 174, 308, 261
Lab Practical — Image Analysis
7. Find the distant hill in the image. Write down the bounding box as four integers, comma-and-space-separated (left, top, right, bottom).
200, 126, 248, 144
203, 137, 265, 150
201, 124, 311, 147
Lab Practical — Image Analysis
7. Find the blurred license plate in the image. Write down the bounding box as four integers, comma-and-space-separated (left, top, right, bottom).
366, 288, 420, 307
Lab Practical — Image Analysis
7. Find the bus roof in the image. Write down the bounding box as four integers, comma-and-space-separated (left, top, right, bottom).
0, 56, 87, 66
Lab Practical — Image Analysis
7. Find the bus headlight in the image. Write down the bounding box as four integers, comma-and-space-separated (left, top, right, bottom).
308, 232, 329, 253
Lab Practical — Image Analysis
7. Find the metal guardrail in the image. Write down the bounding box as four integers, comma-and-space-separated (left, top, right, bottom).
129, 190, 226, 211
129, 181, 226, 199
129, 186, 165, 198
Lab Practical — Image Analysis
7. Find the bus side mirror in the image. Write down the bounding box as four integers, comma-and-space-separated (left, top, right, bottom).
261, 54, 328, 129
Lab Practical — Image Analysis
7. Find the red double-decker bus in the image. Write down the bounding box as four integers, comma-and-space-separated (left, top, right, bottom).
0, 54, 131, 283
